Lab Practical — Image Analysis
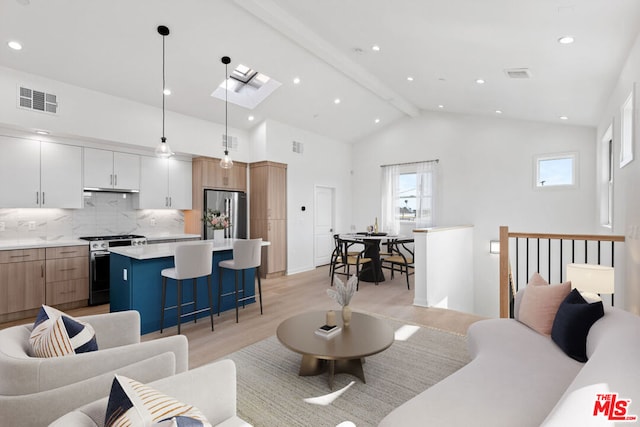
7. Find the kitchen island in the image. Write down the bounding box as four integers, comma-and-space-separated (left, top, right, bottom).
109, 239, 269, 334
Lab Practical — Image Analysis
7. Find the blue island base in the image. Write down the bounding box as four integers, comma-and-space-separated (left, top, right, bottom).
110, 251, 256, 334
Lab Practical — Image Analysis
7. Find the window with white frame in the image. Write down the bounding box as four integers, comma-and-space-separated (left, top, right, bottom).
620, 87, 634, 168
534, 152, 577, 188
381, 161, 438, 234
600, 124, 614, 228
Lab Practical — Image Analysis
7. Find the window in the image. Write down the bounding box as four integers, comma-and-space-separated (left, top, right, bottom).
381, 161, 438, 234
620, 87, 635, 168
600, 124, 614, 228
534, 153, 577, 188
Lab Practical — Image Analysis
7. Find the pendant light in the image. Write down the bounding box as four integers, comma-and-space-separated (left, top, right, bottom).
219, 56, 234, 169
155, 25, 174, 158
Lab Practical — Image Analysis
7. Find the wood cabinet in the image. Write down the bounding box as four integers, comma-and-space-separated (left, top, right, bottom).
250, 161, 287, 278
84, 148, 140, 191
0, 249, 45, 316
137, 156, 192, 209
45, 246, 89, 306
184, 157, 248, 235
0, 136, 83, 208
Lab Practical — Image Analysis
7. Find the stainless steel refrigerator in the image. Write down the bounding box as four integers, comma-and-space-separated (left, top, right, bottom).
203, 189, 248, 239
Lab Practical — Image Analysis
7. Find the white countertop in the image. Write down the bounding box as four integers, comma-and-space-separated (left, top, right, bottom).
110, 238, 270, 260
145, 234, 201, 241
0, 239, 89, 250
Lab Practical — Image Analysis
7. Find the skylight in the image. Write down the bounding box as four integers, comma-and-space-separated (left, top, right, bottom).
211, 64, 281, 110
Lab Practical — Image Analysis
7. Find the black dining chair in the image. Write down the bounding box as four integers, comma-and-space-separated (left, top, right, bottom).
381, 238, 414, 290
330, 236, 374, 289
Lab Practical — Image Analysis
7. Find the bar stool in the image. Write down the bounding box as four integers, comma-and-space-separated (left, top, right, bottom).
160, 242, 214, 335
218, 238, 263, 323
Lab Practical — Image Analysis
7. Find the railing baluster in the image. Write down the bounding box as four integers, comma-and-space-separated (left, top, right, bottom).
515, 238, 519, 291
526, 238, 529, 281
548, 239, 551, 282
585, 240, 588, 263
560, 239, 564, 282
597, 241, 601, 265
537, 238, 540, 275
572, 240, 575, 263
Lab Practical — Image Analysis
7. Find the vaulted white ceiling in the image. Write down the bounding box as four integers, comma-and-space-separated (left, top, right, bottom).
1, 0, 639, 143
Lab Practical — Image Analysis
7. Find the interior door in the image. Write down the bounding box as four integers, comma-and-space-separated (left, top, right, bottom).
314, 186, 335, 266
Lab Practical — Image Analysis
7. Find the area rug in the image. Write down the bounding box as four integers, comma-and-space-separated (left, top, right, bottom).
223, 318, 471, 427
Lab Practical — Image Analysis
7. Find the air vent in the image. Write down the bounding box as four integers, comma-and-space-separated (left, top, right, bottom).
221, 134, 238, 151
18, 86, 58, 114
504, 68, 532, 79
292, 140, 304, 154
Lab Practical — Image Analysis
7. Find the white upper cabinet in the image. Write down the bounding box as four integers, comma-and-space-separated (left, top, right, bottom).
0, 136, 82, 209
168, 159, 192, 210
138, 156, 192, 209
84, 148, 140, 191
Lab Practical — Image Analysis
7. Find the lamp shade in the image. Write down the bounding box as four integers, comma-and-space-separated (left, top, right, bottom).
566, 263, 614, 294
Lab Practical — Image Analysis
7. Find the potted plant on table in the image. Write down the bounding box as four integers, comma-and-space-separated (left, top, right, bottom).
203, 209, 231, 239
327, 275, 358, 327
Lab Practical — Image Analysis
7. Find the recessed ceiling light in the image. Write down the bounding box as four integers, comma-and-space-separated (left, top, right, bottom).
372, 45, 380, 52
162, 88, 171, 96
374, 118, 380, 124
560, 116, 569, 120
35, 130, 49, 135
293, 77, 301, 85
438, 105, 444, 109
8, 40, 22, 50
476, 79, 485, 84
334, 98, 341, 104
407, 76, 414, 82
558, 36, 575, 45
495, 110, 503, 114
248, 115, 254, 121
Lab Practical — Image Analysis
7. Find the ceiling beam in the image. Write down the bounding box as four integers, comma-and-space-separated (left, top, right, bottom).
233, 0, 420, 118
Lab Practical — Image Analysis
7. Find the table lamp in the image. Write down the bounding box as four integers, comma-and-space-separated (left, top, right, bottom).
566, 263, 614, 302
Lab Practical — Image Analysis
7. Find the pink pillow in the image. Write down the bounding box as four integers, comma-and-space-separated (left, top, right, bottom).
518, 278, 571, 336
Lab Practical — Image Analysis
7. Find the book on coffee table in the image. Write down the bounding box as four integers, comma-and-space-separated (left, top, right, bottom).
315, 324, 342, 339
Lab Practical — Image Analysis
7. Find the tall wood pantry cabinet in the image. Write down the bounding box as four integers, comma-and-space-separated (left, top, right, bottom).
250, 161, 287, 278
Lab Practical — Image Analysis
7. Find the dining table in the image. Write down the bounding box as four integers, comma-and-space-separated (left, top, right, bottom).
339, 233, 411, 283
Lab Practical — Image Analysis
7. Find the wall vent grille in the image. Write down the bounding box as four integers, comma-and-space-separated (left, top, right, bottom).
504, 68, 532, 79
292, 140, 304, 154
18, 86, 58, 114
221, 134, 238, 151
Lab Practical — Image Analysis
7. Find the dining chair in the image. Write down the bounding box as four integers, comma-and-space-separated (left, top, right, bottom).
331, 236, 375, 289
160, 242, 215, 335
381, 238, 414, 289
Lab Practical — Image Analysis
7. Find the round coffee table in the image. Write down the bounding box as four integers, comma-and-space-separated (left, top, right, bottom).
276, 311, 394, 389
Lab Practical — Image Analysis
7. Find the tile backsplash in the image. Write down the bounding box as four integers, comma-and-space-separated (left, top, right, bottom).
0, 192, 185, 242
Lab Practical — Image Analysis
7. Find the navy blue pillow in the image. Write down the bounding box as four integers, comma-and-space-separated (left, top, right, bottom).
551, 288, 604, 362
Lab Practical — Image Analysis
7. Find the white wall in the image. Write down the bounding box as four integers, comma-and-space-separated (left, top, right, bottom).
0, 66, 249, 159
258, 120, 352, 275
351, 111, 597, 317
596, 32, 640, 315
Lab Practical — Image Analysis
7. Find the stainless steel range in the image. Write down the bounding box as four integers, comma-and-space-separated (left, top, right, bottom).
79, 234, 147, 305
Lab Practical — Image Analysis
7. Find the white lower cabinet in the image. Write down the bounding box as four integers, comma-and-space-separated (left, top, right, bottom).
137, 156, 192, 209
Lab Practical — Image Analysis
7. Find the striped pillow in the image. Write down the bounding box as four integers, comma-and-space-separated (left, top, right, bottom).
29, 305, 98, 357
105, 375, 212, 427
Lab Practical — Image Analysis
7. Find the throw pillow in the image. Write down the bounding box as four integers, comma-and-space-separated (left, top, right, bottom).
551, 288, 604, 362
514, 272, 549, 320
29, 305, 98, 358
105, 375, 212, 427
518, 280, 571, 335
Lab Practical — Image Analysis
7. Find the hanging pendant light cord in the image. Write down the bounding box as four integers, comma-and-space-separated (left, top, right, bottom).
224, 61, 228, 155
162, 34, 166, 141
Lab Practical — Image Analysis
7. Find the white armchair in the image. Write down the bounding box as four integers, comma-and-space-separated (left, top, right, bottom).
50, 359, 252, 427
0, 310, 189, 426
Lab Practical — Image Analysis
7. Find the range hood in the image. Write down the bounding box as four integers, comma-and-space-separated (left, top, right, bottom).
83, 187, 139, 194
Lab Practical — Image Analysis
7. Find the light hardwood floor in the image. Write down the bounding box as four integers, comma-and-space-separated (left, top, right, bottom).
0, 266, 485, 368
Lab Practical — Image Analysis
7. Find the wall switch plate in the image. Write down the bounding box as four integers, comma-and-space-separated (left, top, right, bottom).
123, 269, 128, 281
0, 222, 4, 232
150, 217, 156, 226
28, 221, 36, 231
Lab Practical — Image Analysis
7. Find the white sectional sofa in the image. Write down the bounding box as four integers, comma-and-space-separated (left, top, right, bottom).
379, 307, 640, 426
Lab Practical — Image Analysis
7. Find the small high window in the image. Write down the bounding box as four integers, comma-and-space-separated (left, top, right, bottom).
620, 87, 635, 168
534, 153, 577, 188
